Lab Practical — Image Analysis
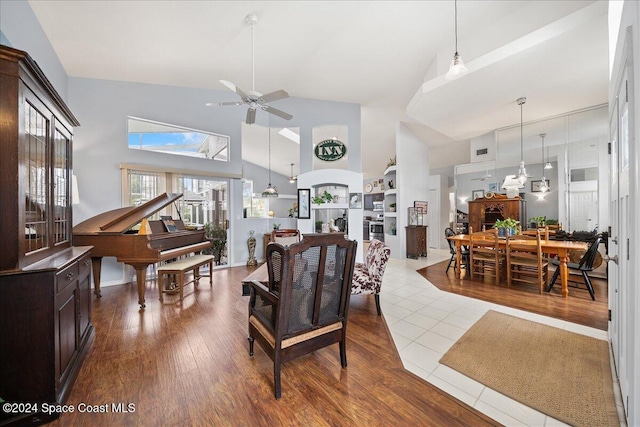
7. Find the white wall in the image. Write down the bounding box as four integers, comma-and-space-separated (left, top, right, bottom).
0, 0, 69, 100
392, 123, 430, 258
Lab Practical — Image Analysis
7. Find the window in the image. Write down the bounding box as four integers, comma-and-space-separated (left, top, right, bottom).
127, 169, 166, 207
122, 165, 228, 266
127, 117, 229, 162
570, 167, 598, 182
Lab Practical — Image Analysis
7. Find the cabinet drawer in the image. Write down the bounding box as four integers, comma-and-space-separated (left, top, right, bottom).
78, 254, 91, 277
56, 261, 79, 293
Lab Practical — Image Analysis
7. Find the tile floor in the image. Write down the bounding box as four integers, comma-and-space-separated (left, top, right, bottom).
377, 248, 627, 427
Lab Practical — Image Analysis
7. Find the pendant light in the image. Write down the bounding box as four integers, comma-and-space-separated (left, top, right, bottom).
261, 128, 278, 198
445, 0, 468, 80
515, 97, 528, 185
539, 133, 549, 193
288, 163, 297, 183
544, 133, 553, 170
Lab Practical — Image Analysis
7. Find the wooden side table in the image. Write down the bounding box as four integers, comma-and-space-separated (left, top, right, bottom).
406, 226, 427, 259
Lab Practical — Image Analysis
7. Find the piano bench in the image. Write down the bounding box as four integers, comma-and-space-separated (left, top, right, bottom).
157, 254, 214, 302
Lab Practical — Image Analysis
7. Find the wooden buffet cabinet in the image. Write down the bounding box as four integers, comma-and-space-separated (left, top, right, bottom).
0, 45, 93, 426
467, 197, 526, 233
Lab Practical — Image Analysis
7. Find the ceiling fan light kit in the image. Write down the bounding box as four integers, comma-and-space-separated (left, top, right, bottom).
207, 13, 293, 125
445, 0, 468, 80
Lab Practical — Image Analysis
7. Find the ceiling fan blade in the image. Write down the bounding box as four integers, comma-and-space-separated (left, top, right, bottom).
207, 101, 243, 107
246, 108, 256, 125
263, 105, 293, 121
235, 86, 251, 103
220, 80, 237, 92
259, 90, 289, 104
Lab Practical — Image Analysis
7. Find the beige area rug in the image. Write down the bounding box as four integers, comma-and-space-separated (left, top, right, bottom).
439, 310, 619, 427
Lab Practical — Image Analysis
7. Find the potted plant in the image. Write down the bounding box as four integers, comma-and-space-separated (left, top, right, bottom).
528, 216, 545, 228
494, 218, 520, 237
204, 222, 227, 265
389, 202, 396, 212
312, 190, 334, 205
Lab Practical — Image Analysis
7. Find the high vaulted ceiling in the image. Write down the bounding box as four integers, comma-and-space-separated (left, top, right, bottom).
27, 0, 608, 179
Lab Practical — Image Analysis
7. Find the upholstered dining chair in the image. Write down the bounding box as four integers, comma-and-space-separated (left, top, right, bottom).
505, 231, 549, 294
248, 233, 357, 399
469, 228, 505, 286
546, 236, 602, 301
351, 239, 391, 315
445, 227, 469, 274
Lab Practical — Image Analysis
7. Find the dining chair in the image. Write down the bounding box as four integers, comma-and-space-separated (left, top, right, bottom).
271, 228, 301, 246
505, 231, 549, 294
469, 228, 505, 286
546, 236, 602, 300
445, 227, 469, 274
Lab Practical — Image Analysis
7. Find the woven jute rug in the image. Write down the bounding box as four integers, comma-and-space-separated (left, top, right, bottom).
439, 310, 619, 427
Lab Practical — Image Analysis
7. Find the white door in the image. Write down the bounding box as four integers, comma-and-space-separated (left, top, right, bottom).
609, 33, 631, 419
569, 191, 597, 232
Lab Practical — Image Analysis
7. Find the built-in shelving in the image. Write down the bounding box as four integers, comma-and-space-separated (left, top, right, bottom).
383, 166, 397, 239
312, 203, 349, 210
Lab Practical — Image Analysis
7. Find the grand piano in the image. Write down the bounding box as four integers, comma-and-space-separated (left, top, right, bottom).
72, 193, 212, 308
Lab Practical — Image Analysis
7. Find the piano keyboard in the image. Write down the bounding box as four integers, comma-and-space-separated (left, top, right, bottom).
160, 241, 212, 260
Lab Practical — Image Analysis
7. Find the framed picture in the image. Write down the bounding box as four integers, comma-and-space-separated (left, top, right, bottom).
297, 189, 311, 219
414, 201, 428, 214
472, 190, 484, 200
349, 192, 362, 209
488, 182, 499, 193
531, 179, 550, 192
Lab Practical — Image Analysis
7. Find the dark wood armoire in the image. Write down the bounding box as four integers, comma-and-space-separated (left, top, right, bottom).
0, 45, 93, 426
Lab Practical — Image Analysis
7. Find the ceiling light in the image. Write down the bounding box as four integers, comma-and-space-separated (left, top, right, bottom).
278, 128, 300, 144
445, 0, 468, 80
538, 133, 549, 193
289, 163, 297, 183
514, 97, 528, 185
542, 133, 553, 170
261, 128, 278, 198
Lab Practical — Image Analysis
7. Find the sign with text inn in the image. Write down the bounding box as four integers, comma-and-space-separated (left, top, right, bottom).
314, 139, 347, 162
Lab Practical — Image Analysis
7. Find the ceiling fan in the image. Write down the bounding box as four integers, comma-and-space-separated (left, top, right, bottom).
206, 13, 293, 125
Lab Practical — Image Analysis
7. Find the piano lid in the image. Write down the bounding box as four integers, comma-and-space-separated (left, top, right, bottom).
72, 193, 183, 235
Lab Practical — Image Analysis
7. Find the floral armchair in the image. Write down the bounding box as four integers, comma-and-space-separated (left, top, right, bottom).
351, 239, 391, 315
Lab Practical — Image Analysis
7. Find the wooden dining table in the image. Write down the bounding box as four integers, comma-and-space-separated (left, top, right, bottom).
447, 234, 588, 298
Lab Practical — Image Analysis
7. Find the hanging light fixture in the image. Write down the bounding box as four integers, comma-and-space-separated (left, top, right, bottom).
515, 97, 528, 185
543, 133, 553, 170
289, 163, 297, 183
538, 133, 549, 193
261, 128, 278, 198
445, 0, 468, 80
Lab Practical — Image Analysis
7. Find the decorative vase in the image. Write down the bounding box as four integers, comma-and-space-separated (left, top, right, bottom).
247, 230, 257, 267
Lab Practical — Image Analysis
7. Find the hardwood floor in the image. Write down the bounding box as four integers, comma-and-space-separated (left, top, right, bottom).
50, 265, 498, 426
418, 260, 609, 330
